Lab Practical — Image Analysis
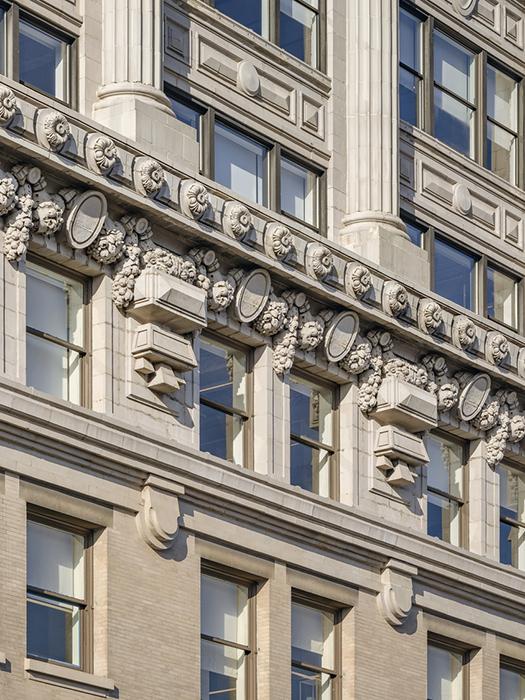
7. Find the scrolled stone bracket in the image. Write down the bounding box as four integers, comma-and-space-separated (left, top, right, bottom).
377, 559, 417, 626
136, 477, 184, 551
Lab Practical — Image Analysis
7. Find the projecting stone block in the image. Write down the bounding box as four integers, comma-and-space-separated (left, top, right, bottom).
129, 269, 207, 333
375, 425, 429, 467
373, 377, 437, 432
132, 324, 197, 373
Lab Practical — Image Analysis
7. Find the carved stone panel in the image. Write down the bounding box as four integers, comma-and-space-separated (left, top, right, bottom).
323, 311, 359, 363
66, 191, 108, 249
458, 373, 491, 421
233, 268, 271, 323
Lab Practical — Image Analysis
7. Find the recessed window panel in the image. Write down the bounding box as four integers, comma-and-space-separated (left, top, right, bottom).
427, 644, 464, 700
487, 266, 516, 328
280, 157, 317, 225
19, 20, 67, 100
433, 237, 476, 311
279, 0, 318, 68
214, 122, 268, 205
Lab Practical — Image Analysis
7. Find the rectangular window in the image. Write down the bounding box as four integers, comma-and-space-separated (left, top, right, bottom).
402, 217, 426, 247
280, 156, 318, 226
399, 8, 422, 126
427, 434, 466, 547
200, 571, 254, 700
501, 665, 525, 700
214, 121, 268, 206
279, 0, 319, 68
498, 464, 525, 570
214, 0, 269, 36
486, 65, 518, 183
487, 265, 517, 329
291, 600, 337, 700
427, 642, 468, 700
26, 262, 87, 406
19, 17, 70, 101
434, 237, 477, 311
170, 95, 203, 142
289, 374, 335, 497
27, 515, 90, 669
433, 30, 476, 158
199, 336, 251, 467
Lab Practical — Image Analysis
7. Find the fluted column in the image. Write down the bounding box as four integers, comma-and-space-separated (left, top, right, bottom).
340, 0, 429, 287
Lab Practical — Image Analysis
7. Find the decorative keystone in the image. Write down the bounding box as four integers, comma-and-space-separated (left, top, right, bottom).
136, 478, 184, 551
377, 559, 417, 626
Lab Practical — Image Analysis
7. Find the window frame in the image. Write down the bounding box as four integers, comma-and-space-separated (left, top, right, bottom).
400, 211, 523, 332
1, 3, 76, 107
426, 431, 469, 549
500, 656, 525, 698
291, 591, 342, 700
25, 256, 91, 407
26, 506, 93, 673
200, 562, 258, 700
497, 461, 525, 569
289, 368, 339, 499
165, 87, 326, 233
199, 332, 254, 469
399, 3, 523, 187
427, 634, 471, 700
206, 0, 326, 72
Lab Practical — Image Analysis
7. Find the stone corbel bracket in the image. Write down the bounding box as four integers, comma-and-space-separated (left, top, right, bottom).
136, 477, 184, 551
377, 559, 418, 626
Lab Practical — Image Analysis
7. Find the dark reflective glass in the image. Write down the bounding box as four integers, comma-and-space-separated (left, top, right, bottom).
434, 237, 476, 310
200, 343, 234, 407
170, 97, 202, 141
292, 664, 322, 700
27, 596, 79, 665
400, 68, 418, 125
19, 20, 66, 99
215, 0, 263, 35
500, 520, 515, 566
290, 382, 319, 442
291, 440, 315, 491
279, 0, 317, 67
405, 220, 424, 247
434, 88, 473, 157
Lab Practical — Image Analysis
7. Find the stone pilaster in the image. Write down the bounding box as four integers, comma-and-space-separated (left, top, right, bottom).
340, 0, 429, 287
92, 0, 198, 169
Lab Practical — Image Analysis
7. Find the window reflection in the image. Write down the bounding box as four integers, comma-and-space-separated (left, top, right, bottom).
20, 19, 67, 100
487, 266, 516, 328
426, 435, 465, 547
427, 644, 465, 700
498, 464, 525, 570
292, 602, 335, 700
399, 9, 422, 126
500, 666, 525, 700
433, 237, 477, 311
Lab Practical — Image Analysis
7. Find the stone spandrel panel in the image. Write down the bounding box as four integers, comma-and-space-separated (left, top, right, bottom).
164, 1, 329, 147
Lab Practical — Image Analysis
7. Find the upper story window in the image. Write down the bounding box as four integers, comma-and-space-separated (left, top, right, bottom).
167, 90, 325, 230
426, 433, 466, 548
427, 639, 469, 699
26, 261, 88, 406
291, 599, 338, 699
401, 213, 521, 330
27, 513, 91, 669
289, 374, 336, 498
199, 336, 251, 467
399, 6, 521, 185
0, 6, 73, 104
501, 664, 525, 699
212, 0, 322, 69
498, 463, 525, 570
200, 570, 255, 700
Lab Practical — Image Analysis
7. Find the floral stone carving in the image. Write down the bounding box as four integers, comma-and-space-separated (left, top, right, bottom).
134, 157, 165, 197
87, 218, 126, 265
223, 201, 253, 240
305, 243, 333, 281
418, 298, 443, 335
0, 86, 17, 125
264, 222, 293, 260
86, 134, 119, 175
36, 109, 71, 152
452, 315, 476, 350
382, 281, 408, 317
180, 180, 210, 220
486, 331, 509, 366
345, 262, 372, 299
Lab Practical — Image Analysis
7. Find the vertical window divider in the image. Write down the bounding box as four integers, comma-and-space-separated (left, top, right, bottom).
204, 107, 215, 180
478, 50, 487, 169
518, 76, 525, 190
270, 142, 280, 213
424, 15, 433, 135
478, 253, 487, 317
8, 3, 19, 81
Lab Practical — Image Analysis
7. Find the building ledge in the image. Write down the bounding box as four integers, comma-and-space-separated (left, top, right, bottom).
25, 658, 115, 697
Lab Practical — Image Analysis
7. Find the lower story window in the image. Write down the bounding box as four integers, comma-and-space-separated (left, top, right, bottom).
427, 640, 469, 700
498, 463, 525, 569
501, 664, 525, 699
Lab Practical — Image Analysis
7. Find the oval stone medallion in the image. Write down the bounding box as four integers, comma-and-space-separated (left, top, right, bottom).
234, 268, 271, 323
458, 373, 491, 422
324, 311, 360, 363
66, 191, 108, 249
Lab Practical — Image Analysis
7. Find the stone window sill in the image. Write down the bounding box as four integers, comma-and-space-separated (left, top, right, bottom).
25, 658, 115, 697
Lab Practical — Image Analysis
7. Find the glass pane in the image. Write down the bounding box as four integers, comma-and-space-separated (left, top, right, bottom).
290, 441, 331, 497
214, 122, 267, 205
500, 666, 525, 700
19, 20, 66, 100
434, 237, 476, 310
292, 664, 332, 700
26, 264, 84, 345
201, 639, 245, 700
404, 220, 425, 247
279, 0, 318, 68
427, 645, 464, 700
434, 88, 474, 157
400, 68, 419, 126
289, 375, 333, 445
200, 338, 247, 411
487, 266, 516, 326
199, 403, 244, 464
428, 492, 461, 546
26, 334, 81, 404
499, 465, 525, 522
400, 9, 421, 71
499, 520, 525, 569
434, 31, 475, 102
292, 602, 334, 671
27, 520, 84, 598
281, 157, 317, 225
486, 65, 516, 130
170, 97, 201, 141
214, 0, 267, 36
427, 435, 464, 499
27, 594, 81, 666
201, 575, 248, 645
486, 121, 515, 184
